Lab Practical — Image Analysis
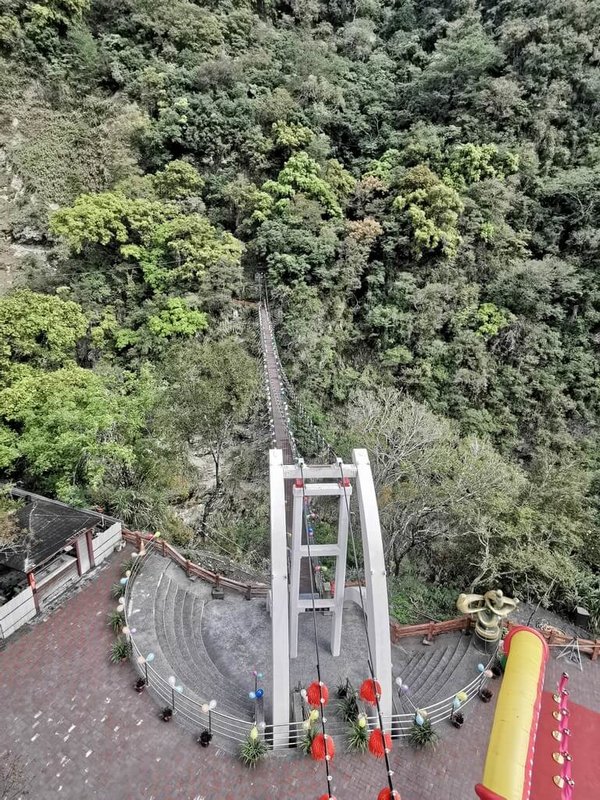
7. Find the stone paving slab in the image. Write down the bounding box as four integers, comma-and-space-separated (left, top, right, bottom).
1, 550, 597, 799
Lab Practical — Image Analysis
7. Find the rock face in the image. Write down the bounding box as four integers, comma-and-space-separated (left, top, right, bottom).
0, 145, 50, 293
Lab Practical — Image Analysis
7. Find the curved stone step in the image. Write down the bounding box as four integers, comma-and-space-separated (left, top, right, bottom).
427, 635, 478, 706
411, 642, 458, 704
400, 648, 438, 689
189, 594, 253, 718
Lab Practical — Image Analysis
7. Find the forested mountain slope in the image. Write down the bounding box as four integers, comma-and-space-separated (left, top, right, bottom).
0, 1, 598, 625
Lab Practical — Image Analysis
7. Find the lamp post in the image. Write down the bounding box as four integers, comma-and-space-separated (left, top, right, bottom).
136, 652, 155, 685
201, 700, 217, 735
168, 676, 184, 712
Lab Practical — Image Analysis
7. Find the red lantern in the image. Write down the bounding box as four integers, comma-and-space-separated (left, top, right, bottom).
311, 733, 335, 761
359, 678, 382, 706
369, 728, 392, 758
378, 790, 401, 800
307, 681, 329, 707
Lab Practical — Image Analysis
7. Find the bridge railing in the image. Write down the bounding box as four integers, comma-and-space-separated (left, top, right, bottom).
121, 529, 269, 597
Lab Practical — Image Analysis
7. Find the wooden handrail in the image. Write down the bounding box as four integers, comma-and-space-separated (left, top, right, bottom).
122, 529, 269, 597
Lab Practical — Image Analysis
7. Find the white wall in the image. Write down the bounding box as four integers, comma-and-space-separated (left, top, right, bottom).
92, 521, 122, 565
0, 586, 36, 638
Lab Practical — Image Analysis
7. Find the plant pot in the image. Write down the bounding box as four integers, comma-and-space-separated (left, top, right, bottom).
491, 666, 502, 678
161, 708, 173, 721
451, 713, 464, 729
198, 730, 212, 748
135, 679, 146, 693
479, 689, 493, 703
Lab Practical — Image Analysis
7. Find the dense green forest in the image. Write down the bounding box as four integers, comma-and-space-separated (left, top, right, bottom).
0, 0, 599, 627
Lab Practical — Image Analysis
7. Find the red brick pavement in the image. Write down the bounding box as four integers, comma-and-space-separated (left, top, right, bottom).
2, 552, 594, 800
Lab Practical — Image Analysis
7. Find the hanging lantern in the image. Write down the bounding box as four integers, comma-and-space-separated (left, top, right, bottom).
311, 733, 335, 761
307, 681, 329, 707
359, 678, 382, 706
378, 789, 401, 800
368, 728, 392, 758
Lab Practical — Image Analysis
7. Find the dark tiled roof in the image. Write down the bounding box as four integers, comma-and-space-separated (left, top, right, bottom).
1, 500, 98, 573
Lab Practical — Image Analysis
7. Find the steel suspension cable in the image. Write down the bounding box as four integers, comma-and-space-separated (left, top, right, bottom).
299, 458, 335, 799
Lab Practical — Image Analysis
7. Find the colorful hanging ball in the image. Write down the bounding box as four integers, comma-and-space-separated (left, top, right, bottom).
359, 678, 382, 706
456, 691, 468, 703
307, 681, 329, 707
319, 796, 337, 800
378, 789, 401, 800
477, 663, 485, 673
311, 733, 335, 762
368, 728, 392, 758
256, 688, 264, 699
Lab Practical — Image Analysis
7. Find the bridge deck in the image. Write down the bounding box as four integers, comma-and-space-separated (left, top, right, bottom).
259, 301, 313, 594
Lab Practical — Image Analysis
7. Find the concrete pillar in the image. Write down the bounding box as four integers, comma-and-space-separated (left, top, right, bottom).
269, 449, 290, 745
353, 448, 393, 724
289, 486, 304, 658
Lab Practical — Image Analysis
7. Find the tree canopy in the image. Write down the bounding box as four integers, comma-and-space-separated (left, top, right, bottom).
1, 0, 600, 626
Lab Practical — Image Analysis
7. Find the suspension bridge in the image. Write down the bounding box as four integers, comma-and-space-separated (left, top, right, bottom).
123, 285, 492, 800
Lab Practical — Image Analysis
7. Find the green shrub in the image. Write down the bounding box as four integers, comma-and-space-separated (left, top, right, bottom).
239, 734, 268, 767
408, 719, 439, 749
347, 718, 368, 752
107, 610, 125, 634
300, 721, 318, 756
110, 583, 123, 600
110, 636, 131, 663
388, 566, 459, 624
336, 690, 359, 723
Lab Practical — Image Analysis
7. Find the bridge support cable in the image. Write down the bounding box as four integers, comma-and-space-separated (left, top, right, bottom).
299, 460, 336, 798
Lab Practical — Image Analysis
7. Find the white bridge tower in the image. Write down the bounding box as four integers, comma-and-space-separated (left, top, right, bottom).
269, 448, 392, 746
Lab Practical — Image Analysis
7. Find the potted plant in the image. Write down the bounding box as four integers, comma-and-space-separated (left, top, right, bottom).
108, 610, 125, 634
239, 732, 267, 767
161, 707, 173, 722
409, 719, 439, 749
347, 716, 368, 752
120, 557, 136, 576
336, 689, 359, 724
491, 665, 502, 678
300, 720, 318, 755
198, 729, 212, 747
336, 678, 349, 699
110, 636, 131, 663
110, 583, 123, 600
134, 677, 146, 693
479, 688, 493, 703
450, 711, 464, 729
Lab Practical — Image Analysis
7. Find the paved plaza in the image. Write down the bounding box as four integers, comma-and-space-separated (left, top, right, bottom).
1, 550, 597, 799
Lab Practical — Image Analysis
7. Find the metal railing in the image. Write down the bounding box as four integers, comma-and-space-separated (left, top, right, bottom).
123, 546, 496, 749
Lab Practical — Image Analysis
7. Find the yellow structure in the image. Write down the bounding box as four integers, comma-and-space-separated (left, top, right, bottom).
457, 589, 519, 642
475, 625, 549, 800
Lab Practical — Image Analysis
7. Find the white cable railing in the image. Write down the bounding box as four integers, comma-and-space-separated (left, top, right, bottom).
122, 546, 496, 749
